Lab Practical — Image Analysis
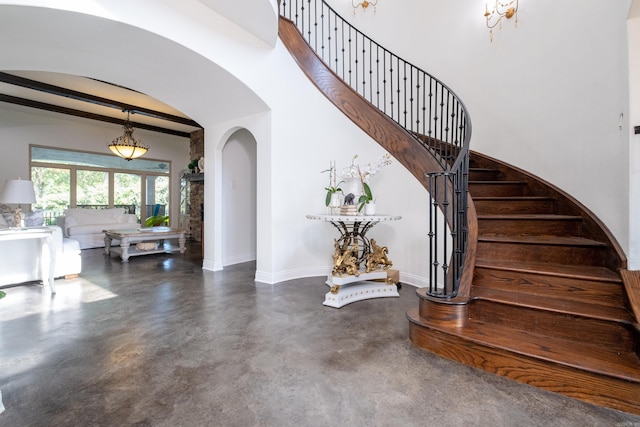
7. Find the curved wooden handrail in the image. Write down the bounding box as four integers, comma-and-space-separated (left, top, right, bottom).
278, 17, 445, 187
279, 3, 474, 300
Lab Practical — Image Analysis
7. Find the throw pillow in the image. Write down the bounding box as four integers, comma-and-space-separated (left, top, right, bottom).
24, 210, 44, 227
1, 212, 14, 228
0, 214, 7, 229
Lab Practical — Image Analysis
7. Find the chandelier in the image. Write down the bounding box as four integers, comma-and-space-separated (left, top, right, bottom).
484, 0, 518, 42
352, 0, 378, 14
108, 111, 148, 161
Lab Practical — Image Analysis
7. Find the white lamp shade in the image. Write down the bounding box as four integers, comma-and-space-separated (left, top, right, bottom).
1, 179, 36, 204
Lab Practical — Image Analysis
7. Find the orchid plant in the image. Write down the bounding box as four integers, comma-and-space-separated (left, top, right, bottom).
341, 154, 392, 211
323, 154, 392, 209
322, 161, 344, 206
341, 153, 392, 183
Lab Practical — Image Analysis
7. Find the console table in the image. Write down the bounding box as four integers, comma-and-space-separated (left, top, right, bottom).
0, 227, 56, 293
306, 214, 401, 308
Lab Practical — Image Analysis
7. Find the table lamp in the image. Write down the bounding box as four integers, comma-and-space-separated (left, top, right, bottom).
0, 178, 37, 228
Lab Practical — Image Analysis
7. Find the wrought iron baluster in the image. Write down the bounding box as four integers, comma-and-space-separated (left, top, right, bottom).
280, 1, 471, 298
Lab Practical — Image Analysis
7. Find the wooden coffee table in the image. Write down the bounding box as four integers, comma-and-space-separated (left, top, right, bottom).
103, 227, 187, 262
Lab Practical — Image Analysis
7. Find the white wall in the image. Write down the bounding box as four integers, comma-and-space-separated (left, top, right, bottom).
0, 105, 188, 224
329, 0, 633, 261
628, 7, 640, 269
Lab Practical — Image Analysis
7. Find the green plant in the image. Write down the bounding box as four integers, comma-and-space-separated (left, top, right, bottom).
322, 164, 343, 206
324, 181, 344, 206
357, 182, 373, 212
145, 215, 169, 227
188, 159, 199, 171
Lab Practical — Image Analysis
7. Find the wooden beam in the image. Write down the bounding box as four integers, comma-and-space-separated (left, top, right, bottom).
0, 71, 201, 128
0, 94, 192, 138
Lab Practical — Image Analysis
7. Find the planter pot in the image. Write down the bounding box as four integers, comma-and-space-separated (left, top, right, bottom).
329, 193, 343, 207
364, 202, 376, 215
342, 177, 363, 201
328, 193, 343, 214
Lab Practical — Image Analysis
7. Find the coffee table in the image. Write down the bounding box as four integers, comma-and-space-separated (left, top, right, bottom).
103, 227, 186, 262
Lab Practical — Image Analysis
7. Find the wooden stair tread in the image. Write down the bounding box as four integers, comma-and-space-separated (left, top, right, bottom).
477, 214, 581, 221
407, 308, 640, 383
470, 286, 634, 323
474, 258, 621, 283
478, 234, 607, 247
469, 180, 527, 184
473, 196, 553, 200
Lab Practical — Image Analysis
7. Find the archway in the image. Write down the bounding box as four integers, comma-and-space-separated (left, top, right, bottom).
221, 129, 257, 266
0, 4, 271, 271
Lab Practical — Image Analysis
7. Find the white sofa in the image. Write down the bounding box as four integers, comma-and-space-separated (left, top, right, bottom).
57, 207, 138, 249
0, 225, 81, 287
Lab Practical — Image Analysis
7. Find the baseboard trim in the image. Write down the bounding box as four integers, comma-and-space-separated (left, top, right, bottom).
254, 266, 425, 287
222, 252, 256, 267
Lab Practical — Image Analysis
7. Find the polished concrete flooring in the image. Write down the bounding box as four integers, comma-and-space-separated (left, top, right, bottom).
1, 243, 640, 427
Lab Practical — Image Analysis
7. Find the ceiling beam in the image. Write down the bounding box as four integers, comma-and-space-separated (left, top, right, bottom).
0, 71, 202, 128
0, 94, 192, 138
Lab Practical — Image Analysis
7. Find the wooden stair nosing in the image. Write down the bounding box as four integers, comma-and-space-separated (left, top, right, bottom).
470, 286, 634, 324
407, 308, 640, 383
474, 258, 621, 283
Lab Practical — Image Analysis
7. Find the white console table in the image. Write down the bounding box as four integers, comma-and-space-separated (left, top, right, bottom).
0, 227, 56, 293
306, 214, 402, 308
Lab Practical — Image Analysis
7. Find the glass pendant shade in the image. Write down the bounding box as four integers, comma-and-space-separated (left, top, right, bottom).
108, 113, 148, 161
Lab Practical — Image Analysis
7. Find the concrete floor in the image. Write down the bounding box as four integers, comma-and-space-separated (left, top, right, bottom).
1, 244, 640, 427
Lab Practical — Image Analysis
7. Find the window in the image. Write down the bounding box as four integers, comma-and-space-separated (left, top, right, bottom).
31, 166, 70, 224
114, 172, 141, 217
30, 145, 171, 225
77, 170, 109, 206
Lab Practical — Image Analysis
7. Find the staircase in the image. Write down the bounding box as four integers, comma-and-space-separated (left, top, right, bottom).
407, 152, 640, 415
277, 2, 640, 415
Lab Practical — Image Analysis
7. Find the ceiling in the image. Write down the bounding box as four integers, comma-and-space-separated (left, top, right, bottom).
0, 70, 202, 138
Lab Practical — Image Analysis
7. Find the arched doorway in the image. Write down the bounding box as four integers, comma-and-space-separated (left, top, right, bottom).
221, 129, 257, 266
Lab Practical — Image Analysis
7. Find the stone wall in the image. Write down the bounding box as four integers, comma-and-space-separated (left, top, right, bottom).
189, 129, 204, 242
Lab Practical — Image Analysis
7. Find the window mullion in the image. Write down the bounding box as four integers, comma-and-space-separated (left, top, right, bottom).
70, 166, 77, 208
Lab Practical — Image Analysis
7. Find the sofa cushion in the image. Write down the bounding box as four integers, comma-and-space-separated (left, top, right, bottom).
66, 222, 135, 236
64, 208, 126, 226
120, 214, 138, 224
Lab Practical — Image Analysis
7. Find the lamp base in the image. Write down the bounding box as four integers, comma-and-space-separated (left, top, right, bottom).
13, 207, 24, 228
